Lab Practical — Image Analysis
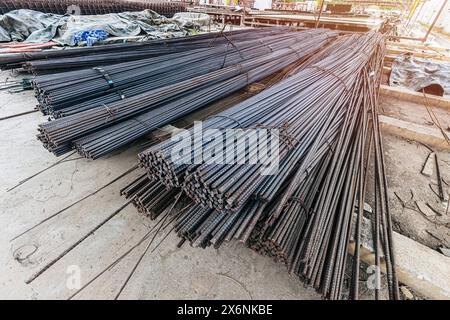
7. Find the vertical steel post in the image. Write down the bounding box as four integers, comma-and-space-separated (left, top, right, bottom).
423, 0, 449, 42
315, 0, 325, 28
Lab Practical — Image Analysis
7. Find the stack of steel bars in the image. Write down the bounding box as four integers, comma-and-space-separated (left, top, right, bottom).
0, 0, 186, 17
0, 28, 272, 71
32, 28, 308, 116
125, 31, 399, 300
35, 28, 338, 157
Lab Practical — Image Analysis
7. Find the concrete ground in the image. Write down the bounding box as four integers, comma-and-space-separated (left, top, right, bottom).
0, 71, 320, 300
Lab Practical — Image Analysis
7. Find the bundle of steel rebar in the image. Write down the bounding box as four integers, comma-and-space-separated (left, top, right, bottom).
36, 29, 338, 157
130, 31, 399, 300
32, 28, 325, 117
0, 28, 276, 71
0, 0, 186, 17
120, 173, 182, 220
141, 35, 365, 212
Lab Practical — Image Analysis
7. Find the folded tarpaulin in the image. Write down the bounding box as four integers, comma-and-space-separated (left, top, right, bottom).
390, 55, 450, 98
0, 9, 191, 45
0, 24, 10, 42
0, 9, 63, 42
171, 12, 212, 28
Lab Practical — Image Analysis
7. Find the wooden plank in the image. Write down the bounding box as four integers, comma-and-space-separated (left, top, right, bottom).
380, 85, 450, 111
348, 215, 450, 300
379, 115, 450, 151
387, 48, 450, 61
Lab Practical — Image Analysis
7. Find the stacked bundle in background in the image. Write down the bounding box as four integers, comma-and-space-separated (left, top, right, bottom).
126, 31, 399, 300
34, 28, 338, 157
31, 28, 299, 115
0, 28, 267, 70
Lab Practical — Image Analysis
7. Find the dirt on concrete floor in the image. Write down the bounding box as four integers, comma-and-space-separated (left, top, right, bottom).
378, 95, 450, 250
382, 134, 449, 248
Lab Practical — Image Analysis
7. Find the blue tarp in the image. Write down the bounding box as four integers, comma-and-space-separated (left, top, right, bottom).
73, 29, 109, 46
